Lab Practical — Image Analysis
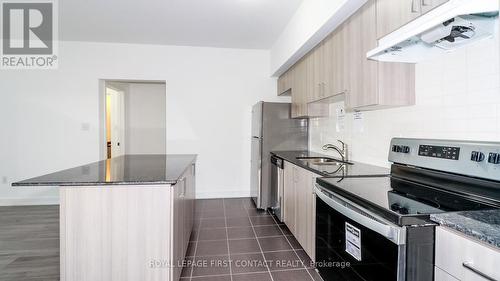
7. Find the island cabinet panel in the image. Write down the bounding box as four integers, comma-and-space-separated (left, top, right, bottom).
60, 186, 172, 281
60, 164, 196, 281
171, 164, 196, 281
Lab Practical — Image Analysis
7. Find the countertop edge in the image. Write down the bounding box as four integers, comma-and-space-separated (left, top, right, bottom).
271, 150, 390, 178
430, 211, 500, 250
12, 154, 197, 187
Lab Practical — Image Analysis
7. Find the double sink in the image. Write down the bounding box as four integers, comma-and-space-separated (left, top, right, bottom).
296, 156, 354, 166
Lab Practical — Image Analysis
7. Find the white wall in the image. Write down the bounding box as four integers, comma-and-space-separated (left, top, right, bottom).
0, 41, 288, 205
124, 83, 167, 155
270, 0, 366, 76
310, 37, 500, 167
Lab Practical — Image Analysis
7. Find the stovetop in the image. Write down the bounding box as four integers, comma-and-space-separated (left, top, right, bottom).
317, 165, 500, 226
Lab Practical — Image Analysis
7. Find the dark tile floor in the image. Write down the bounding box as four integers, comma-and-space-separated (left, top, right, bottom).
182, 198, 323, 281
0, 198, 323, 281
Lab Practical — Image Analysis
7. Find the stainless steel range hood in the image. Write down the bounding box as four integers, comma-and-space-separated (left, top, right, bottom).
367, 0, 499, 63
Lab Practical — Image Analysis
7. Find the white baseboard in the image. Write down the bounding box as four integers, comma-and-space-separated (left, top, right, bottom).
0, 190, 250, 205
196, 189, 251, 199
0, 197, 59, 206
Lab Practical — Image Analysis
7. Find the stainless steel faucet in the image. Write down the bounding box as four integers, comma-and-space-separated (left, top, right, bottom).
322, 140, 348, 162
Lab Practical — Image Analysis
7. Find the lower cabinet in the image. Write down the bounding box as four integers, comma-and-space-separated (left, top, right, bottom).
435, 226, 500, 281
283, 161, 318, 261
171, 163, 196, 281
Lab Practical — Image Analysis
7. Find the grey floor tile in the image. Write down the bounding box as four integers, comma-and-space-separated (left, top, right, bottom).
191, 275, 231, 281
227, 227, 256, 240
253, 225, 283, 237
271, 269, 313, 281
192, 256, 231, 277
195, 240, 228, 257
226, 217, 252, 228
228, 239, 261, 254
249, 216, 276, 226
296, 250, 314, 269
285, 235, 303, 250
200, 218, 226, 229
264, 251, 304, 271
259, 236, 292, 252
232, 272, 273, 281
197, 228, 227, 241
230, 252, 268, 274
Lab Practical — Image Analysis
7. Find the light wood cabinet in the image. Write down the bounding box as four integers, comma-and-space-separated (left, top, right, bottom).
421, 0, 449, 14
277, 70, 292, 96
345, 0, 415, 110
171, 164, 196, 281
377, 0, 450, 38
279, 0, 415, 114
435, 226, 500, 281
376, 0, 421, 38
291, 57, 309, 118
344, 1, 379, 108
283, 162, 317, 261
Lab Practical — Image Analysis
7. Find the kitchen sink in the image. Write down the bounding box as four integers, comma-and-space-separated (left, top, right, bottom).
296, 157, 353, 166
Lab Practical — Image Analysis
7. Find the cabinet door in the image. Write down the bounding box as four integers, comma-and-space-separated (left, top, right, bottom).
376, 0, 421, 38
319, 26, 346, 97
311, 43, 325, 101
283, 162, 296, 235
171, 180, 185, 281
421, 0, 449, 14
294, 166, 316, 261
291, 58, 308, 118
277, 71, 292, 96
344, 0, 379, 109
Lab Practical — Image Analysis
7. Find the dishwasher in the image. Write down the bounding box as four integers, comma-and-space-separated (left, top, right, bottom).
270, 155, 284, 222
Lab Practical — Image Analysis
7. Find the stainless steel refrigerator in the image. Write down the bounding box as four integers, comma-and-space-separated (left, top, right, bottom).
250, 101, 308, 210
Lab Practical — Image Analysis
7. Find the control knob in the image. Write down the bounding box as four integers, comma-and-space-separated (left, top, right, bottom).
488, 153, 500, 164
390, 203, 409, 214
470, 151, 485, 162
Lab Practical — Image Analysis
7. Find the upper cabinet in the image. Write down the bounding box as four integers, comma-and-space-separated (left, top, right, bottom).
278, 0, 415, 114
377, 0, 450, 38
277, 70, 292, 96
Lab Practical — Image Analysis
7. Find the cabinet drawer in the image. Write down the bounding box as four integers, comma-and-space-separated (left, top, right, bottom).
435, 227, 500, 281
435, 266, 459, 281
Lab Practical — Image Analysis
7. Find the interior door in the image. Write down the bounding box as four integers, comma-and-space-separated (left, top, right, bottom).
106, 87, 125, 158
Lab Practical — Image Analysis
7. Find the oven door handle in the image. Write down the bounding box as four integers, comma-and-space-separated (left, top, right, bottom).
315, 185, 406, 245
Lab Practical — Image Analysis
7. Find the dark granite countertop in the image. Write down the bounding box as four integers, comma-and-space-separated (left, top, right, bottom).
431, 210, 500, 249
271, 151, 390, 178
12, 154, 197, 187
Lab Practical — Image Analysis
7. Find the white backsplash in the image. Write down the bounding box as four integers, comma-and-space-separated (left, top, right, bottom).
309, 37, 500, 168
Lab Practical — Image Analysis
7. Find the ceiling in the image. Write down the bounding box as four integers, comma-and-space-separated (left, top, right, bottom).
59, 0, 304, 49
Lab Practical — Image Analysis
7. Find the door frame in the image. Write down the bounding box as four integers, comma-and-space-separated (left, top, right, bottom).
98, 79, 167, 160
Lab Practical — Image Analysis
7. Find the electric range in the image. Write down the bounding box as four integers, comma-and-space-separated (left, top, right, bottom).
314, 138, 500, 281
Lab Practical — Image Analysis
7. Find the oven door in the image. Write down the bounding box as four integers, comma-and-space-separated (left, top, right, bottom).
315, 185, 406, 281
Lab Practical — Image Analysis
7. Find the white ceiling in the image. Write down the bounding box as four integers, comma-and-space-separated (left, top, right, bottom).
59, 0, 304, 49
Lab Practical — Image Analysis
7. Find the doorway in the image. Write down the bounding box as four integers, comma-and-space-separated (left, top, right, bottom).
101, 80, 167, 159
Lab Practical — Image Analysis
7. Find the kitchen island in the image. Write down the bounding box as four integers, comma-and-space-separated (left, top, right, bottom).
13, 154, 197, 281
